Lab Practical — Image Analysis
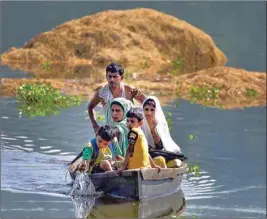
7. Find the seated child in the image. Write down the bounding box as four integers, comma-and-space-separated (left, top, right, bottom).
118, 107, 162, 172
74, 125, 124, 173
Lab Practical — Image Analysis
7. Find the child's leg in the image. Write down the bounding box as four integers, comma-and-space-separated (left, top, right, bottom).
153, 156, 167, 168
99, 160, 113, 172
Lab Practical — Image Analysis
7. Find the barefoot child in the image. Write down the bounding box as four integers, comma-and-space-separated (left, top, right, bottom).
71, 125, 124, 173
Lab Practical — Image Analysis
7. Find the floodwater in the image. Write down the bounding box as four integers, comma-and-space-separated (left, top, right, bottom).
1, 1, 266, 218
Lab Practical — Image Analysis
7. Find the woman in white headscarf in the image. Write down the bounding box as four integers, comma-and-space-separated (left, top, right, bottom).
141, 96, 182, 167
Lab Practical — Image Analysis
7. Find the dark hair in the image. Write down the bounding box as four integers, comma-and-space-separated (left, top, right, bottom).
111, 101, 124, 112
143, 98, 156, 108
97, 125, 116, 141
106, 62, 124, 76
126, 107, 144, 122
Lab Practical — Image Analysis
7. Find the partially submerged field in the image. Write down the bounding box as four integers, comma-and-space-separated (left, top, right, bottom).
0, 8, 266, 109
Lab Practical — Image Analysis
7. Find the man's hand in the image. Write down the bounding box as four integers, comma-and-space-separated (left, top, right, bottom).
130, 87, 146, 103
130, 88, 139, 98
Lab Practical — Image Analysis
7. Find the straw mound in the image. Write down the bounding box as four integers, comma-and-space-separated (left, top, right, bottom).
1, 8, 227, 77
175, 67, 266, 108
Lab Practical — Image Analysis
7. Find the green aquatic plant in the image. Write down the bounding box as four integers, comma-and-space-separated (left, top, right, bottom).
95, 111, 105, 122
188, 134, 197, 140
165, 111, 173, 132
85, 110, 105, 122
187, 164, 200, 177
245, 88, 259, 98
16, 82, 81, 117
168, 57, 184, 75
189, 85, 220, 105
40, 60, 52, 71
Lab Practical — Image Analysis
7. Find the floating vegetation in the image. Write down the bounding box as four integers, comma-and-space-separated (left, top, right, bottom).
40, 60, 52, 71
168, 57, 184, 76
16, 82, 81, 117
85, 110, 105, 122
189, 85, 220, 105
95, 111, 105, 122
188, 134, 197, 140
187, 164, 200, 177
245, 88, 259, 98
165, 111, 173, 132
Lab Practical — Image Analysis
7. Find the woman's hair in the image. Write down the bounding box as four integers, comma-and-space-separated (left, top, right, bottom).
143, 98, 156, 108
110, 101, 124, 112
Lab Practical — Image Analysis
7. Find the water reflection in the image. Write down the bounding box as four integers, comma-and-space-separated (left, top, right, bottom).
72, 190, 186, 218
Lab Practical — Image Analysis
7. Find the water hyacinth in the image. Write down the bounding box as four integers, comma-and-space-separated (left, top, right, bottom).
187, 164, 200, 177
16, 82, 81, 117
189, 85, 220, 105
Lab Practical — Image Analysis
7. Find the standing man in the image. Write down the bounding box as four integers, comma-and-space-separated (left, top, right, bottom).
88, 62, 146, 134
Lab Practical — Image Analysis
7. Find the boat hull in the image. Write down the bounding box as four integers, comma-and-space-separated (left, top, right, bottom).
71, 164, 187, 201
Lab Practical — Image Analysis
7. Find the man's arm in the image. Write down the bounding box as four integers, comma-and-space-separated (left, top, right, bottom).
125, 85, 147, 104
88, 90, 101, 134
131, 87, 147, 104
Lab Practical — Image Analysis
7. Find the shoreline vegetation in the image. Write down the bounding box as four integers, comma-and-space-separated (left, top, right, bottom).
0, 8, 266, 109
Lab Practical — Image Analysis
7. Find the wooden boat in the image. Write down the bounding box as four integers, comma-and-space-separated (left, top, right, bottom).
80, 189, 186, 218
69, 163, 187, 201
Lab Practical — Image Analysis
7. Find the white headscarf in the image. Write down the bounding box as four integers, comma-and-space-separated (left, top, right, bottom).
141, 96, 181, 153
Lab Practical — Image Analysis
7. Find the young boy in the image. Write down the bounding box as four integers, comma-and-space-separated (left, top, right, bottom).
72, 125, 124, 173
118, 107, 161, 173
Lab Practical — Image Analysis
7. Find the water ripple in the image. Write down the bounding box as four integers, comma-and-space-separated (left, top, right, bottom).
1, 149, 72, 197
